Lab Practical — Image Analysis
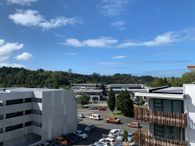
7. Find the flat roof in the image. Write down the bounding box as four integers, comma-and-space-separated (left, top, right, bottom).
152, 87, 183, 94
0, 87, 63, 93
73, 89, 103, 93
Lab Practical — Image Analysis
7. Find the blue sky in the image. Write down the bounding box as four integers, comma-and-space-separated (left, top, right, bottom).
0, 0, 195, 77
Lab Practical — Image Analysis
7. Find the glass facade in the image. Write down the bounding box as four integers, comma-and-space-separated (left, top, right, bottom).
153, 99, 184, 113
154, 124, 185, 140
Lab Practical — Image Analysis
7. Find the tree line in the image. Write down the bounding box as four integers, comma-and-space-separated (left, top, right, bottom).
0, 67, 194, 88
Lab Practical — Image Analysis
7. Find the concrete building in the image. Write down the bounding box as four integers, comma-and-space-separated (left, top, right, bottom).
0, 88, 77, 146
107, 84, 147, 101
72, 84, 104, 102
72, 83, 101, 90
134, 84, 195, 146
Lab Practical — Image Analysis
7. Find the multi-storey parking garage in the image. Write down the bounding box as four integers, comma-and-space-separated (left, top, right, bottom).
0, 88, 77, 146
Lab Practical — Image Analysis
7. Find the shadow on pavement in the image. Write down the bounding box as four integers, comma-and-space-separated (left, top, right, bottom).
74, 123, 110, 145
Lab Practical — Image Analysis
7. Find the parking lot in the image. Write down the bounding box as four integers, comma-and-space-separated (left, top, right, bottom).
74, 107, 148, 145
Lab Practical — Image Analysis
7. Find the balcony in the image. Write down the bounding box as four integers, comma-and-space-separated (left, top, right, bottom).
134, 129, 187, 146
134, 106, 187, 128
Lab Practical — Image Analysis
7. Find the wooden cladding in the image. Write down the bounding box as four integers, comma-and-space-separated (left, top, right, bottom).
134, 129, 187, 146
134, 106, 187, 128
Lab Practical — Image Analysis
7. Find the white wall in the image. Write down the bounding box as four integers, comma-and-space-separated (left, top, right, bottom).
184, 84, 195, 146
41, 89, 77, 141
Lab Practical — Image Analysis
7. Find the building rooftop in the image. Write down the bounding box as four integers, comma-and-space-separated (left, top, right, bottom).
107, 84, 145, 88
0, 87, 63, 93
151, 87, 183, 94
73, 89, 103, 93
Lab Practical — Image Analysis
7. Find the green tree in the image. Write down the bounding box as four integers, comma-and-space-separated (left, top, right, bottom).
116, 90, 134, 117
123, 129, 128, 142
107, 88, 115, 112
77, 94, 90, 105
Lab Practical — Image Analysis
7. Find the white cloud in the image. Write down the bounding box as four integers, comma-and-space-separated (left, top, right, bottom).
0, 38, 27, 67
63, 28, 195, 48
66, 52, 78, 56
0, 63, 25, 68
0, 39, 23, 62
7, 0, 37, 5
9, 9, 80, 30
64, 37, 118, 47
112, 55, 127, 59
110, 21, 126, 30
100, 0, 128, 17
16, 52, 32, 61
117, 32, 179, 48
98, 62, 125, 65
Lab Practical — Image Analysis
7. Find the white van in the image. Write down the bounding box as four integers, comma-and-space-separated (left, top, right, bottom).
89, 114, 101, 120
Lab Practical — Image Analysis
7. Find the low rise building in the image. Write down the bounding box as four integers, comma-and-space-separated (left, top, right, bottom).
0, 88, 77, 146
72, 84, 104, 102
134, 84, 195, 146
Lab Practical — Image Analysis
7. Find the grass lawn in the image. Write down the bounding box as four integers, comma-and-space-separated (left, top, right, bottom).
113, 111, 126, 118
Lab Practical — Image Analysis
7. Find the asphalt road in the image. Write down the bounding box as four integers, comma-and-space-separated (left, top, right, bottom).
74, 107, 148, 145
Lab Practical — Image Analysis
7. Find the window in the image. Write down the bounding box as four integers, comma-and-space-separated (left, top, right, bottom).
25, 110, 42, 115
32, 98, 42, 103
6, 99, 23, 105
154, 99, 163, 112
0, 142, 3, 146
0, 128, 3, 133
6, 124, 23, 132
0, 115, 3, 120
153, 99, 184, 113
154, 124, 185, 140
24, 98, 33, 103
25, 121, 32, 127
6, 111, 23, 119
32, 121, 42, 127
25, 110, 32, 115
32, 110, 42, 115
0, 100, 3, 106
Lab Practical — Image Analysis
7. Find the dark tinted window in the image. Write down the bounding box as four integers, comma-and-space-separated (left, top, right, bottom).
6, 124, 23, 132
6, 111, 23, 119
6, 99, 23, 105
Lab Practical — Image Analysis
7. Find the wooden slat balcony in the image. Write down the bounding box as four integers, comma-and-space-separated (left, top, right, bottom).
134, 106, 187, 128
134, 129, 188, 146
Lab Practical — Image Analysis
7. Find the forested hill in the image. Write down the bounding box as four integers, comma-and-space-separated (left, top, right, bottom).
0, 67, 194, 88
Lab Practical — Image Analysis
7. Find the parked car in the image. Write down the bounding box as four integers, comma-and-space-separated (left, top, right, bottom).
108, 129, 121, 138
106, 117, 121, 124
93, 141, 104, 146
116, 132, 123, 141
64, 133, 82, 144
85, 124, 95, 132
89, 114, 101, 120
128, 122, 142, 128
99, 138, 107, 143
37, 141, 51, 146
78, 113, 85, 118
98, 107, 107, 111
127, 132, 134, 142
55, 136, 68, 145
74, 130, 88, 139
105, 137, 116, 146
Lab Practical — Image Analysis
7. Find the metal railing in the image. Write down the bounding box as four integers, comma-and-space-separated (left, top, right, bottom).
134, 106, 187, 128
134, 129, 187, 146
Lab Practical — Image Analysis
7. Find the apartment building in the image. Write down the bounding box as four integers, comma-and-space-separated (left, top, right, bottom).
134, 84, 195, 146
0, 88, 77, 146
